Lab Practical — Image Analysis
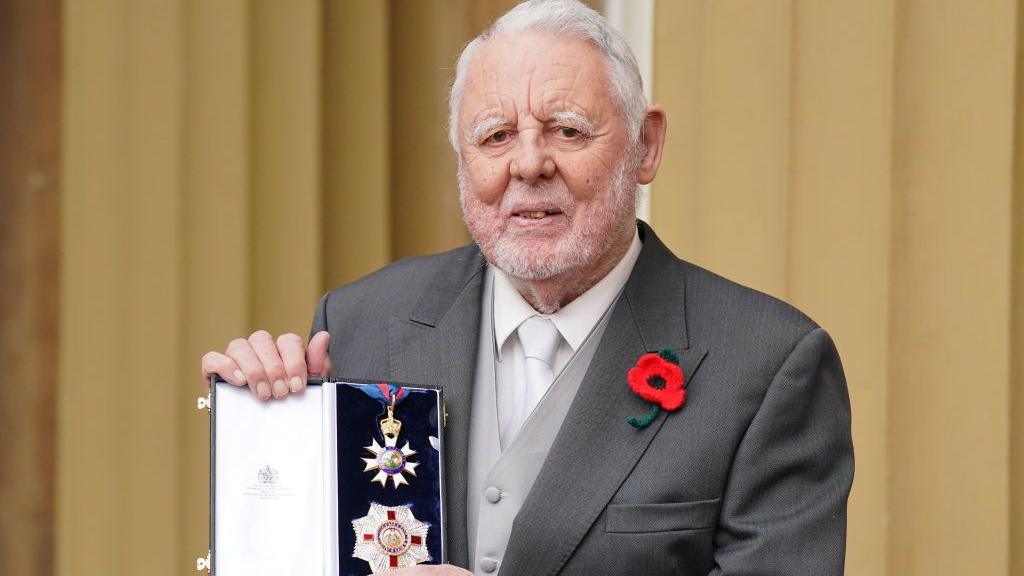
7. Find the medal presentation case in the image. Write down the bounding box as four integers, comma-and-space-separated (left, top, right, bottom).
197, 377, 446, 575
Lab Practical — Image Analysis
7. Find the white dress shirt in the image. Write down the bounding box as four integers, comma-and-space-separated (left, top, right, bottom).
491, 230, 642, 449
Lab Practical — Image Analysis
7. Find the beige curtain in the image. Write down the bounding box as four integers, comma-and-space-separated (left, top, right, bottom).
56, 1, 1023, 575
652, 1, 1024, 575
56, 1, 591, 574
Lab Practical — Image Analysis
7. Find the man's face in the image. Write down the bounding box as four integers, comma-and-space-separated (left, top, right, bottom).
456, 32, 638, 281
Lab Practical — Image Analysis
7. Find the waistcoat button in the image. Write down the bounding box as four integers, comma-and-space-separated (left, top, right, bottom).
485, 486, 502, 503
480, 557, 499, 573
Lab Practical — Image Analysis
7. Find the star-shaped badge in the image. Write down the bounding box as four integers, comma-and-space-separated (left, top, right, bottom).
352, 503, 430, 572
362, 436, 419, 488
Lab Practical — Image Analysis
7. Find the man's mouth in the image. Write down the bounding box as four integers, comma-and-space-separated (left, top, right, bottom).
512, 209, 563, 220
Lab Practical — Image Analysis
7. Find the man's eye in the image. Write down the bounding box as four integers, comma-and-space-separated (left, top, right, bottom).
557, 127, 581, 139
485, 131, 511, 144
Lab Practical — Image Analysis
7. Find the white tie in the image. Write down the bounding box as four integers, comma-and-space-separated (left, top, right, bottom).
504, 316, 561, 448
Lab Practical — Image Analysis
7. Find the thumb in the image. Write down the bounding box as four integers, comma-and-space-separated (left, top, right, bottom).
307, 331, 332, 378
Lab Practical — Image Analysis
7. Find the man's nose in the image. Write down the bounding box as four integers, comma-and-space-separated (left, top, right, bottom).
509, 130, 555, 183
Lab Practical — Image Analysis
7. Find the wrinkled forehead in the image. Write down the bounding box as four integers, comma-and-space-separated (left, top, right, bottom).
458, 31, 616, 127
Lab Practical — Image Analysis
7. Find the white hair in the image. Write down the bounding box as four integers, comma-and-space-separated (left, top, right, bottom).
448, 0, 647, 154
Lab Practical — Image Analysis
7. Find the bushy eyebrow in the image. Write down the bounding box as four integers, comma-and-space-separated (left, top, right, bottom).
469, 116, 508, 144
468, 111, 595, 144
551, 111, 594, 134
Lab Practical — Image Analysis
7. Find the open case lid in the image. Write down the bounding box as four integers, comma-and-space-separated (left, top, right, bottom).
198, 377, 446, 576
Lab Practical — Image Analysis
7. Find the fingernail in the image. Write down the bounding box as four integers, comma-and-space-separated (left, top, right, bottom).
256, 381, 271, 400
233, 370, 246, 385
272, 379, 288, 397
290, 376, 303, 393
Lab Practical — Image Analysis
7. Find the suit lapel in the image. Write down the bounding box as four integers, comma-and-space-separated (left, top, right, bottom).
500, 223, 708, 575
389, 246, 487, 568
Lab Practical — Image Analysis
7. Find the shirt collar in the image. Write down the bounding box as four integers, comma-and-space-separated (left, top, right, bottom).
492, 229, 642, 360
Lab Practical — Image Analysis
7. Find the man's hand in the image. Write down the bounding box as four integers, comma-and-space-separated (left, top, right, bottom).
200, 330, 332, 400
384, 565, 472, 576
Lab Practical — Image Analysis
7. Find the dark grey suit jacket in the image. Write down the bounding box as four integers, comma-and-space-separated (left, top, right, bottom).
311, 221, 853, 575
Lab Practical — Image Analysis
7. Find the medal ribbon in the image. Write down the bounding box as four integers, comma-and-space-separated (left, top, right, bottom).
361, 382, 409, 406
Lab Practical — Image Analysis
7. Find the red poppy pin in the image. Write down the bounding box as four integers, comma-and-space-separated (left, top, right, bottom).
627, 349, 686, 429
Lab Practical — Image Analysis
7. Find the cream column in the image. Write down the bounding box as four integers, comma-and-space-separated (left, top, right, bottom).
604, 0, 654, 221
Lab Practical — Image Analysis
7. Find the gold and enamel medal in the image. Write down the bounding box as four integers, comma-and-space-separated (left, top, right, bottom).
352, 502, 430, 572
362, 391, 419, 488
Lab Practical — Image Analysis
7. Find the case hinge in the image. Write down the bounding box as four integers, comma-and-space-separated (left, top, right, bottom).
197, 393, 211, 412
196, 550, 211, 571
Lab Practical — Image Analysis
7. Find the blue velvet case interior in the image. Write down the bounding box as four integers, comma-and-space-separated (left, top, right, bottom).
335, 382, 444, 575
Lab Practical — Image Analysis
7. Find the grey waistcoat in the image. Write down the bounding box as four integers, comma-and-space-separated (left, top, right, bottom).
466, 269, 617, 575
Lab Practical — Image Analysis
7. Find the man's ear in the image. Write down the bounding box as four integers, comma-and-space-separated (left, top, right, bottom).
636, 105, 667, 185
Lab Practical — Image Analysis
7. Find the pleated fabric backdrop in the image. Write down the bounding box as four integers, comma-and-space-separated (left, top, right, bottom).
43, 1, 1024, 575
653, 2, 1023, 574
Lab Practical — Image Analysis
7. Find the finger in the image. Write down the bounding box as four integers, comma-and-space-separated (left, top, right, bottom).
201, 351, 246, 387
276, 332, 308, 393
249, 330, 289, 398
226, 337, 271, 400
307, 331, 331, 378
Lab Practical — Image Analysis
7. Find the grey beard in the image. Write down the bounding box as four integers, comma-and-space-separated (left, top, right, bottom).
458, 156, 638, 282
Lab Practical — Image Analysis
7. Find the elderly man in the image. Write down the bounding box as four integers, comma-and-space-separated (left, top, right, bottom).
201, 1, 853, 574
